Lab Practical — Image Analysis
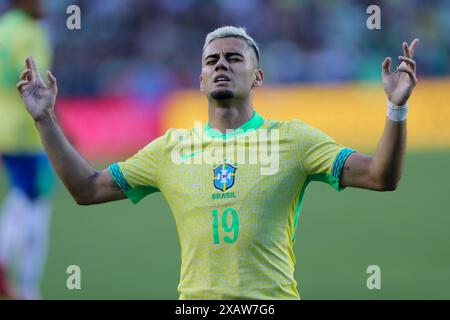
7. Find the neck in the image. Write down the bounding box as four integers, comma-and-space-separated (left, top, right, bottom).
207, 96, 254, 133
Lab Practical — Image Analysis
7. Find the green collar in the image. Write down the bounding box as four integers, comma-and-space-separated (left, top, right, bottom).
205, 111, 265, 139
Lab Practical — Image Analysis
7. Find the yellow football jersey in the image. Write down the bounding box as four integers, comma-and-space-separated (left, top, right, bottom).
109, 111, 355, 299
0, 9, 52, 153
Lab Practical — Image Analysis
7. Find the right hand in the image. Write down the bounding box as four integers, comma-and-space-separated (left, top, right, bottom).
381, 39, 419, 106
16, 56, 58, 121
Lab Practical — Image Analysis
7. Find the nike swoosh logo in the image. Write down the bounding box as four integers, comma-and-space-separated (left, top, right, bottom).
181, 150, 204, 160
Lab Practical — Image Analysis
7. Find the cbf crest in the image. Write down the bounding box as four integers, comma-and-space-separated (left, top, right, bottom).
213, 163, 237, 192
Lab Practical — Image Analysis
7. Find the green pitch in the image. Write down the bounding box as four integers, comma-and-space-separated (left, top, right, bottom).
1, 150, 449, 299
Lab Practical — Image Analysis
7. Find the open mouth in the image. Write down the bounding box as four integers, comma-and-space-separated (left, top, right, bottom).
214, 75, 231, 83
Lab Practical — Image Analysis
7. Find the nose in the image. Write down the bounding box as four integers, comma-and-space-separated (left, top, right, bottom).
215, 55, 229, 72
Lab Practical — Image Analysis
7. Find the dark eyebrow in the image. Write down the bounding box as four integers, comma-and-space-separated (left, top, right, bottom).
204, 52, 245, 61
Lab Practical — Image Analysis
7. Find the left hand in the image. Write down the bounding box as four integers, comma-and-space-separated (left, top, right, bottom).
382, 38, 419, 106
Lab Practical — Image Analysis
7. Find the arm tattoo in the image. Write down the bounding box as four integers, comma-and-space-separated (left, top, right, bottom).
110, 178, 122, 192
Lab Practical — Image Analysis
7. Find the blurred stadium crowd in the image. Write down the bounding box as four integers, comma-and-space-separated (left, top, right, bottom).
1, 0, 449, 97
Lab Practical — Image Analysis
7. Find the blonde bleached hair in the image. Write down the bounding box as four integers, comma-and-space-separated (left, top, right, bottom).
203, 26, 260, 64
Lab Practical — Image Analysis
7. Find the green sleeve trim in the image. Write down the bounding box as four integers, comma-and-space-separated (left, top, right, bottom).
309, 173, 346, 191
108, 163, 131, 192
125, 185, 159, 204
108, 163, 159, 204
331, 148, 356, 180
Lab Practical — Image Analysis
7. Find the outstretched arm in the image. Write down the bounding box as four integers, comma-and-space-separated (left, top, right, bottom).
17, 56, 126, 204
340, 39, 419, 191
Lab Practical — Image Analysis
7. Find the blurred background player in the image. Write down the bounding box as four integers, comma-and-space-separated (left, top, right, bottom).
0, 0, 54, 299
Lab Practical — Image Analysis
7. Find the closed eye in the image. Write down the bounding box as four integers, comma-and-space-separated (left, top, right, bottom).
204, 52, 244, 65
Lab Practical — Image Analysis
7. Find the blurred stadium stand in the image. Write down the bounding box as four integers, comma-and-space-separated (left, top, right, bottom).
33, 0, 450, 94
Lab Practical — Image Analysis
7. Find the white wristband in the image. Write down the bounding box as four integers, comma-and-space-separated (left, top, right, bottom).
387, 100, 408, 122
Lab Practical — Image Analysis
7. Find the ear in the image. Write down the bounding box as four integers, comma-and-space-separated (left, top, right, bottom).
199, 74, 204, 92
252, 69, 264, 88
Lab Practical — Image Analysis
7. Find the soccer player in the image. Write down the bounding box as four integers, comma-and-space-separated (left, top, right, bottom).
16, 26, 418, 299
0, 0, 54, 300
